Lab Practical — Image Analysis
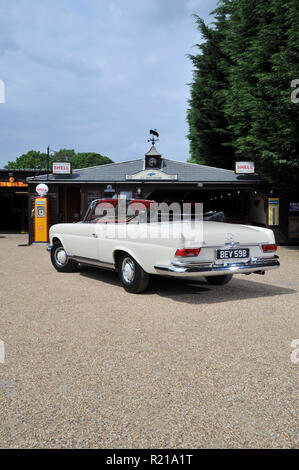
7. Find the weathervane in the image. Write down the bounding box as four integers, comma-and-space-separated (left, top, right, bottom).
148, 129, 159, 145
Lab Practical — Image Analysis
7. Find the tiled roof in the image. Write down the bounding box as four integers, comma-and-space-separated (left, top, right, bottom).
145, 145, 161, 157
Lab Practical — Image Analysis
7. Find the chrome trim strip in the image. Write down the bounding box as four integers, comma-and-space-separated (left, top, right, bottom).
201, 242, 274, 250
154, 259, 280, 278
69, 256, 116, 270
172, 255, 279, 269
202, 242, 259, 248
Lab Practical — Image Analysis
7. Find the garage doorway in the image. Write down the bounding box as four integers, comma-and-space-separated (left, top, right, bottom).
147, 188, 265, 226
59, 186, 81, 223
0, 190, 28, 232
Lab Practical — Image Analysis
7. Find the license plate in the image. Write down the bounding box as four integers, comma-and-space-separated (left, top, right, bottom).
216, 248, 249, 260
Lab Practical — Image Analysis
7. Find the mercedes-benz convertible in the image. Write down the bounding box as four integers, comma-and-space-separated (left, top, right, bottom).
47, 198, 280, 293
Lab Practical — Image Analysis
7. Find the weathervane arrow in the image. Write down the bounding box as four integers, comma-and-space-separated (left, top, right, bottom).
148, 129, 159, 145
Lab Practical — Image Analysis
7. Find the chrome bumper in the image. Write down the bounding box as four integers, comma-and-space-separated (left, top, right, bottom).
154, 256, 280, 278
46, 244, 52, 252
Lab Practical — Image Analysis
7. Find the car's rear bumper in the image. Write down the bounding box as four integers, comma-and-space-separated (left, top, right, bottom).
154, 256, 280, 278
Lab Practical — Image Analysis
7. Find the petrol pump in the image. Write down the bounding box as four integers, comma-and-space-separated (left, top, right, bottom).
34, 184, 49, 242
268, 197, 279, 226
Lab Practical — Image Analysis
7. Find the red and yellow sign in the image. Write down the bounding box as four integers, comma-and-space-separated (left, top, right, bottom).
0, 181, 28, 187
235, 161, 255, 174
52, 162, 72, 174
34, 197, 49, 242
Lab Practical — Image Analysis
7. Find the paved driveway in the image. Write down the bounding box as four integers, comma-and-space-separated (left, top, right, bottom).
0, 235, 298, 448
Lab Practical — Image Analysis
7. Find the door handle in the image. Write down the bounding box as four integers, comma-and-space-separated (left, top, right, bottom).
92, 233, 98, 238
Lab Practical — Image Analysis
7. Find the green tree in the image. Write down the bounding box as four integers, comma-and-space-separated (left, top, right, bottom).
5, 150, 48, 169
52, 149, 76, 162
72, 152, 113, 169
188, 0, 299, 191
187, 3, 234, 169
5, 149, 113, 170
222, 0, 299, 191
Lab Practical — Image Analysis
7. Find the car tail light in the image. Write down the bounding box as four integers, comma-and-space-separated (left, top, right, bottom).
261, 244, 277, 253
175, 248, 201, 257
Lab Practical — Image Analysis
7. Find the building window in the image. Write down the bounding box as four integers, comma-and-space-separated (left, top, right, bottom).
88, 191, 100, 206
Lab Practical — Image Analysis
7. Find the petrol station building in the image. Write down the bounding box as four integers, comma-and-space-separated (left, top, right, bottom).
25, 144, 299, 245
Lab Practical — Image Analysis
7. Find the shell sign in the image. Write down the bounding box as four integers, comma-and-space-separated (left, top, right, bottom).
52, 162, 72, 174
235, 162, 255, 174
36, 184, 49, 197
0, 181, 28, 187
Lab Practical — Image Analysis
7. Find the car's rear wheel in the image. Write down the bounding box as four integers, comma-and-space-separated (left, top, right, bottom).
117, 253, 150, 293
50, 241, 78, 273
205, 274, 233, 285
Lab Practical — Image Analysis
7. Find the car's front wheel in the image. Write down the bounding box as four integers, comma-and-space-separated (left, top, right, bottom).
117, 253, 150, 294
205, 274, 233, 285
50, 241, 78, 273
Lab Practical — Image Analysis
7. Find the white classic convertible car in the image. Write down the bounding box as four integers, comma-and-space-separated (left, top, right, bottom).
48, 198, 280, 293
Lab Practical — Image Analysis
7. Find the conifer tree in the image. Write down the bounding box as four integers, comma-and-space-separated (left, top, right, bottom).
188, 0, 299, 192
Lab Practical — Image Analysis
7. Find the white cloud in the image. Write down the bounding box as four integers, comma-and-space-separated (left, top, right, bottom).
0, 0, 218, 166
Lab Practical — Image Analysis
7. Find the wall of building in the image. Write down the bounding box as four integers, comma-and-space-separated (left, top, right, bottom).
27, 179, 299, 245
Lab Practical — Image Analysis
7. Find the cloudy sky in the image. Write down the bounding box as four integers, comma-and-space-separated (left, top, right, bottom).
0, 0, 218, 167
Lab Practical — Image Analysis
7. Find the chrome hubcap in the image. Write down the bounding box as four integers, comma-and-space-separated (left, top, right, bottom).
55, 247, 67, 267
122, 257, 135, 283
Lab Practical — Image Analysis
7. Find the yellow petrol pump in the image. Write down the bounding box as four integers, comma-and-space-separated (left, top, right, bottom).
34, 184, 49, 242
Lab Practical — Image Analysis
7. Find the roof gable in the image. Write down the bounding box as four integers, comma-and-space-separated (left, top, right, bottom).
27, 158, 266, 183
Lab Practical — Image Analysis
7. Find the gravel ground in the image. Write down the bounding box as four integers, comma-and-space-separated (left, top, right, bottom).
0, 235, 298, 449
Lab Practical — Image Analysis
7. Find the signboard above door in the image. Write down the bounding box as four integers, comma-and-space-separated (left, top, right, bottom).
126, 169, 177, 180
52, 162, 72, 175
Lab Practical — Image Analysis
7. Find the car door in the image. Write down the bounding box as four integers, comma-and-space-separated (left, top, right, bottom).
96, 221, 123, 266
